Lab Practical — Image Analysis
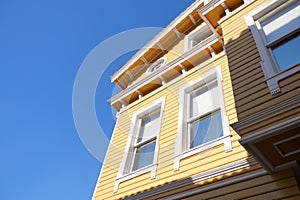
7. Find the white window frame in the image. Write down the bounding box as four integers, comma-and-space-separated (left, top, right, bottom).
245, 0, 300, 95
114, 96, 166, 192
184, 23, 215, 52
174, 67, 232, 171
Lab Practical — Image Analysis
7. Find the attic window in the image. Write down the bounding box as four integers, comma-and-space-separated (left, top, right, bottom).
184, 24, 214, 51
146, 57, 167, 74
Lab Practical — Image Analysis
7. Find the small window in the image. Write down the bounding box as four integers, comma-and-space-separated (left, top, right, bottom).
132, 110, 160, 171
184, 24, 214, 51
146, 57, 166, 74
174, 68, 232, 171
114, 97, 165, 192
245, 0, 300, 94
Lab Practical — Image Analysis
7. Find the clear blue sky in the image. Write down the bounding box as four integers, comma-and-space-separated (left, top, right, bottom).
0, 1, 194, 199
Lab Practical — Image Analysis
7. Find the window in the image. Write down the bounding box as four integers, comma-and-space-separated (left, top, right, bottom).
146, 57, 166, 74
114, 97, 165, 192
245, 0, 300, 95
188, 81, 223, 148
184, 23, 214, 51
174, 67, 232, 171
131, 110, 160, 171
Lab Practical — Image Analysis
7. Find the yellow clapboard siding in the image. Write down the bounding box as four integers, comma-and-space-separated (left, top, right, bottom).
115, 145, 248, 196
158, 140, 243, 168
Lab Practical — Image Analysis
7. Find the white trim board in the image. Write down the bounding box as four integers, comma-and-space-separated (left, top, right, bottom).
111, 0, 208, 82
123, 157, 259, 199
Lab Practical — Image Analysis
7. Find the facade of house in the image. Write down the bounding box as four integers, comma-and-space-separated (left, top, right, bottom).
93, 0, 300, 199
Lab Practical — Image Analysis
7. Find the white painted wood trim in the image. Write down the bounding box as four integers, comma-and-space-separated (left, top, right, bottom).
111, 0, 208, 82
244, 0, 300, 95
114, 96, 166, 192
124, 157, 260, 199
174, 67, 232, 171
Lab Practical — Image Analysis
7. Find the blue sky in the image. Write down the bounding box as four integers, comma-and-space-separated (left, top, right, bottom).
0, 0, 194, 199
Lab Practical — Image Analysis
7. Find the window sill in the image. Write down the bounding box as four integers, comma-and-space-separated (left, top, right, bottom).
265, 63, 300, 95
174, 135, 232, 171
114, 163, 157, 193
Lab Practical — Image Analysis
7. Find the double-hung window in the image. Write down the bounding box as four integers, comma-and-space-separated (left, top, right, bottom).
175, 68, 232, 171
114, 97, 165, 192
187, 81, 223, 149
245, 0, 300, 95
131, 109, 160, 171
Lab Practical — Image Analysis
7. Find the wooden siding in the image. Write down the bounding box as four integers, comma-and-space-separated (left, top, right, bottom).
94, 53, 251, 199
223, 0, 300, 123
94, 1, 300, 199
179, 168, 299, 200
145, 168, 299, 200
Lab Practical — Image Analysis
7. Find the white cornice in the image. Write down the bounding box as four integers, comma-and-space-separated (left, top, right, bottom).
110, 0, 206, 83
109, 34, 220, 108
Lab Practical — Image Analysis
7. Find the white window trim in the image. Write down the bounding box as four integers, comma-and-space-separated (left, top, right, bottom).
114, 96, 166, 192
184, 23, 214, 52
245, 0, 300, 95
174, 67, 232, 171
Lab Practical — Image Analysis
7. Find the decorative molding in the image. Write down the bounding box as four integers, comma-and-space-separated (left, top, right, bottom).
231, 95, 300, 131
172, 28, 183, 39
116, 52, 225, 114
124, 157, 259, 199
140, 56, 149, 66
218, 0, 255, 25
157, 42, 166, 53
188, 14, 197, 26
110, 0, 208, 82
199, 0, 224, 15
109, 34, 221, 109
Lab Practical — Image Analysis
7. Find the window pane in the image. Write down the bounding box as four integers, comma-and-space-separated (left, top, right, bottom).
190, 111, 223, 148
132, 141, 156, 171
262, 2, 300, 43
191, 27, 213, 47
272, 33, 300, 71
190, 81, 219, 118
138, 110, 160, 142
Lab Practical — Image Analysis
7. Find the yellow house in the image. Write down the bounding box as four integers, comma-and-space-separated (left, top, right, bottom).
93, 0, 300, 199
